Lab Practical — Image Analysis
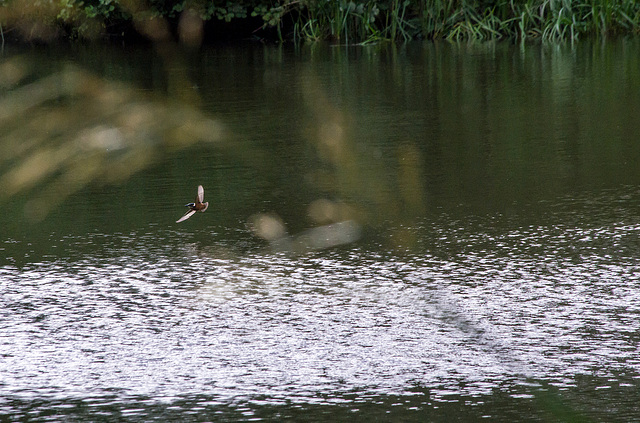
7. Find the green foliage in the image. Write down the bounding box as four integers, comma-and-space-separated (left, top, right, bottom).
250, 0, 640, 43
204, 1, 249, 22
8, 0, 640, 43
83, 0, 120, 19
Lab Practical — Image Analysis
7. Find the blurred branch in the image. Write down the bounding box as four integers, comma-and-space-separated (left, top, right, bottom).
0, 58, 228, 221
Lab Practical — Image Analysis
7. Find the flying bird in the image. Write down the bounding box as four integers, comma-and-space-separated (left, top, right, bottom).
176, 185, 209, 223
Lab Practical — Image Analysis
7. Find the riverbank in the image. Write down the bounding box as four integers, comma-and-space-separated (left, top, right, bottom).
2, 0, 640, 45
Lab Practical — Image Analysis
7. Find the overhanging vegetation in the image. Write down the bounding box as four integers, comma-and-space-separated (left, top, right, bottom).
2, 0, 640, 44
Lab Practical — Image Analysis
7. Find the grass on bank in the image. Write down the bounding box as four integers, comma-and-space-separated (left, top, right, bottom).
2, 0, 640, 44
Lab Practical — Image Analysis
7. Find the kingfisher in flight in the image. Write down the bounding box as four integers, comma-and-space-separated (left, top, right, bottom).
176, 185, 209, 223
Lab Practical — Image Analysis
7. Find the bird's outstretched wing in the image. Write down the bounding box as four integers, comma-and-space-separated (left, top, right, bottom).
176, 209, 197, 223
197, 185, 205, 204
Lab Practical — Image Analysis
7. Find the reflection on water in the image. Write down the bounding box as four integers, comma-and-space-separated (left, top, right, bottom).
2, 40, 640, 421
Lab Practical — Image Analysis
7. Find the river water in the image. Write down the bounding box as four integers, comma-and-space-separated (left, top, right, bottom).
1, 40, 640, 421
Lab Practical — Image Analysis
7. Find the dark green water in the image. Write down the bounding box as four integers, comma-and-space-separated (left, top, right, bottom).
1, 39, 640, 421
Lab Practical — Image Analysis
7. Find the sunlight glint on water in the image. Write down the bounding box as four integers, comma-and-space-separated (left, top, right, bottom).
2, 204, 640, 409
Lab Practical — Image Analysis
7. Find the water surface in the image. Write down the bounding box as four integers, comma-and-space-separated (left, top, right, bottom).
1, 40, 640, 421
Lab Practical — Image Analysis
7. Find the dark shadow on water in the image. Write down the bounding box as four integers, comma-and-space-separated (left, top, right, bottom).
1, 381, 616, 422
7, 371, 639, 422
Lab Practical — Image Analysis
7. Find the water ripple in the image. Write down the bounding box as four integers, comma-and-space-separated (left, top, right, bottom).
1, 199, 640, 419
